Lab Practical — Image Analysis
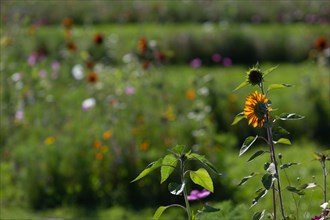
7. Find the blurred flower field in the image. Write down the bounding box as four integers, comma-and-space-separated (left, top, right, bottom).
1, 1, 329, 219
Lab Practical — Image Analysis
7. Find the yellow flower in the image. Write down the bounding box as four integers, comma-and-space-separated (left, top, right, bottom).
44, 136, 55, 145
244, 91, 271, 128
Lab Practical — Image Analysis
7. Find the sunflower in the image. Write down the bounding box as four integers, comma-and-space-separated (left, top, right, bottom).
244, 91, 271, 128
246, 67, 264, 86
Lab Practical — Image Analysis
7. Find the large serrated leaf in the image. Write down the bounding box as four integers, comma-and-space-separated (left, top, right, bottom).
168, 182, 185, 195
231, 112, 245, 125
131, 158, 162, 183
238, 172, 257, 186
247, 150, 268, 162
189, 168, 214, 192
251, 188, 268, 207
239, 135, 258, 156
186, 153, 221, 175
161, 154, 178, 183
279, 113, 304, 121
280, 162, 299, 170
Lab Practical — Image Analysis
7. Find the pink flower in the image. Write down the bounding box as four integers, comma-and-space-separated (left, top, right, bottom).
211, 53, 221, 63
190, 58, 202, 68
125, 86, 135, 95
187, 189, 211, 201
223, 57, 232, 67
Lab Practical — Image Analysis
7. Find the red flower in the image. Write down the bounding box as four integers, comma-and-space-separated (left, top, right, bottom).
315, 36, 328, 51
87, 71, 98, 83
94, 33, 104, 45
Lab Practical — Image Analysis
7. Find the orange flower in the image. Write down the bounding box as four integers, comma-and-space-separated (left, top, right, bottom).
186, 88, 196, 101
244, 91, 271, 128
140, 141, 149, 151
66, 41, 77, 52
93, 140, 102, 149
63, 17, 73, 29
138, 36, 148, 54
103, 130, 113, 140
94, 33, 104, 45
95, 152, 104, 160
87, 71, 98, 83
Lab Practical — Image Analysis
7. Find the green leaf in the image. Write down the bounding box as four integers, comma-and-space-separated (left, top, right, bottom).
267, 84, 292, 92
170, 145, 186, 156
280, 162, 299, 170
252, 188, 268, 207
186, 153, 221, 175
153, 206, 170, 220
299, 182, 317, 189
262, 174, 274, 190
161, 154, 178, 183
189, 168, 214, 192
263, 65, 279, 77
239, 135, 258, 156
286, 186, 305, 195
273, 138, 291, 145
231, 112, 245, 125
253, 210, 266, 220
233, 81, 249, 91
279, 113, 304, 121
202, 203, 221, 213
247, 150, 268, 162
238, 172, 257, 186
272, 126, 290, 137
131, 158, 162, 183
168, 182, 185, 195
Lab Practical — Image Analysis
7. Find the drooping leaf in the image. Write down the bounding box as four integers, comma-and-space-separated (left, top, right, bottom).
153, 206, 170, 220
273, 138, 291, 145
262, 174, 274, 190
233, 81, 249, 92
186, 153, 221, 175
278, 113, 304, 121
253, 210, 266, 220
280, 162, 299, 170
251, 188, 268, 207
161, 154, 178, 183
231, 112, 245, 125
272, 126, 290, 138
267, 84, 292, 92
202, 203, 221, 213
189, 168, 214, 192
239, 136, 258, 156
263, 65, 279, 77
238, 172, 257, 186
247, 150, 268, 162
286, 186, 305, 195
131, 158, 163, 183
168, 182, 185, 195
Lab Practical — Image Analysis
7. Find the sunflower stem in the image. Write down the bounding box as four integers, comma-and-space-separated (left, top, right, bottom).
180, 158, 192, 220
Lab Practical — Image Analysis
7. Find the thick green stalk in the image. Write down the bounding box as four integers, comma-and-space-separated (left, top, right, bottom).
181, 159, 192, 220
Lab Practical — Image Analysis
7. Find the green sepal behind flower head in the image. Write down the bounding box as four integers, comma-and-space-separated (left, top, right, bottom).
246, 67, 264, 86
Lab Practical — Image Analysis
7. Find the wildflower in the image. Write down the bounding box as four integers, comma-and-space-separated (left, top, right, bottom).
87, 71, 98, 83
85, 59, 94, 70
66, 41, 77, 52
186, 88, 196, 101
51, 61, 60, 72
63, 17, 73, 29
244, 91, 271, 128
314, 36, 328, 51
72, 64, 84, 80
44, 136, 55, 145
39, 69, 47, 78
212, 53, 221, 63
187, 189, 211, 201
140, 141, 149, 151
223, 57, 232, 67
82, 98, 96, 111
125, 86, 136, 95
14, 109, 24, 122
95, 152, 104, 160
93, 33, 104, 45
190, 58, 202, 68
138, 36, 148, 54
103, 130, 113, 140
246, 66, 264, 86
93, 140, 102, 149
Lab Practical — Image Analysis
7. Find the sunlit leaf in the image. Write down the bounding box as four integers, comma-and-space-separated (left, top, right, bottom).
233, 81, 249, 92
231, 112, 245, 125
238, 172, 257, 186
263, 65, 279, 77
247, 150, 268, 162
161, 154, 178, 183
272, 126, 290, 137
262, 173, 274, 190
273, 138, 291, 145
170, 145, 186, 156
168, 182, 185, 195
251, 188, 268, 207
267, 84, 292, 92
280, 162, 299, 170
239, 135, 258, 156
253, 210, 266, 220
131, 158, 162, 183
189, 168, 214, 192
279, 113, 304, 121
153, 206, 170, 220
286, 186, 305, 195
186, 153, 221, 175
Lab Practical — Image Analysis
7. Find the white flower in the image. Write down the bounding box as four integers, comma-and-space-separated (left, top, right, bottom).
72, 64, 84, 80
320, 201, 329, 209
82, 98, 96, 111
